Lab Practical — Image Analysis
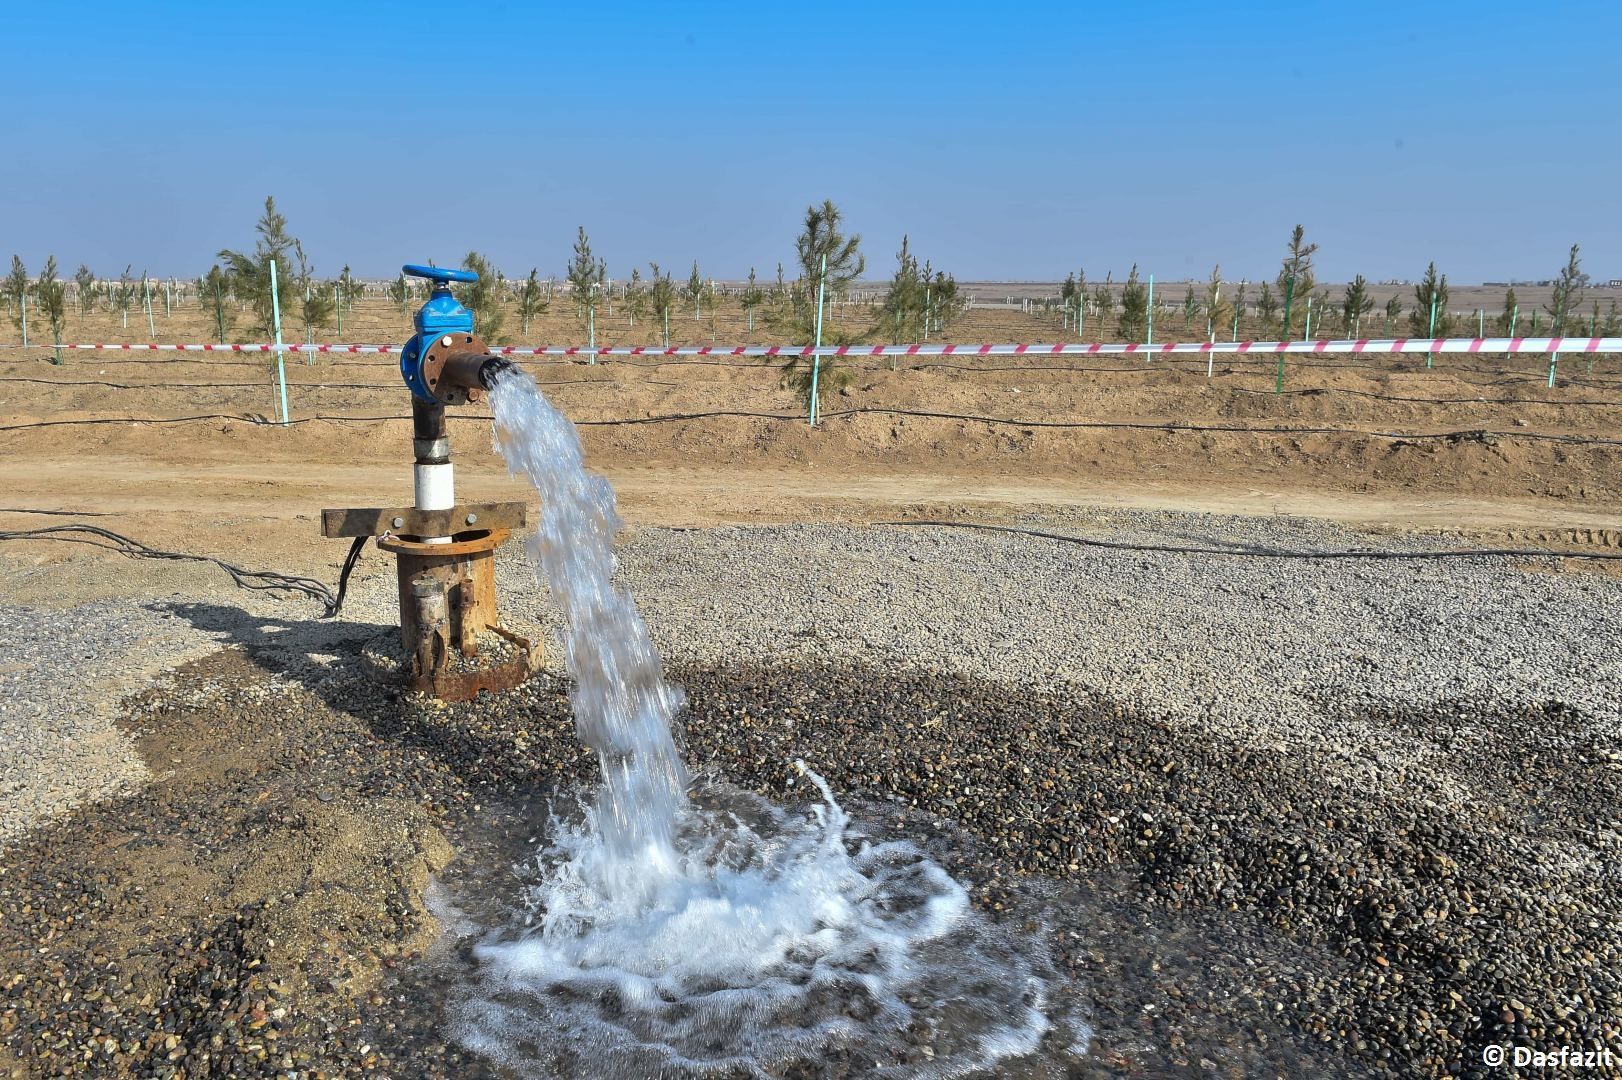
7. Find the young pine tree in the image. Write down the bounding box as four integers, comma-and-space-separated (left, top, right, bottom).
777, 200, 865, 403
625, 267, 646, 330
293, 242, 333, 343
881, 234, 924, 344
202, 264, 233, 341
1230, 280, 1248, 338
455, 252, 506, 342
217, 196, 300, 337
1117, 265, 1149, 341
1276, 224, 1318, 339
1203, 265, 1230, 340
1384, 294, 1402, 334
5, 256, 27, 338
648, 263, 676, 346
740, 267, 764, 333
1342, 275, 1374, 337
112, 266, 137, 330
686, 261, 703, 320
1545, 243, 1586, 335
1409, 262, 1451, 337
1093, 273, 1115, 323
1258, 280, 1279, 330
566, 226, 597, 321
1496, 287, 1519, 335
517, 268, 548, 336
34, 256, 67, 364
74, 264, 98, 316
387, 272, 413, 313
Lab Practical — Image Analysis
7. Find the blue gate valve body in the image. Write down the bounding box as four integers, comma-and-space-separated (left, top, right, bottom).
400, 264, 480, 404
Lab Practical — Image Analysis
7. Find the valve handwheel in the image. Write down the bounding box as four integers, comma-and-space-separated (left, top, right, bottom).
403, 264, 479, 285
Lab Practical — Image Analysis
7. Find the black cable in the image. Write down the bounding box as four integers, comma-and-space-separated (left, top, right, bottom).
0, 524, 341, 613
1227, 386, 1622, 407
328, 535, 368, 619
0, 506, 113, 517
5, 407, 1622, 447
877, 520, 1622, 561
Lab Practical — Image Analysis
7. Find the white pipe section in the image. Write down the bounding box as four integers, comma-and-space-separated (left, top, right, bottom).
414, 462, 455, 545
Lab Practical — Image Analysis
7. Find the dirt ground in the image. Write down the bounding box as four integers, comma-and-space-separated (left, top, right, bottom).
3, 297, 1620, 598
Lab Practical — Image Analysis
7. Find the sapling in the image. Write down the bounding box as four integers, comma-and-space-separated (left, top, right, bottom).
1202, 265, 1229, 341
566, 226, 596, 327
1117, 265, 1148, 342
774, 200, 865, 404
74, 264, 97, 316
1093, 272, 1115, 325
740, 267, 764, 334
1258, 281, 1278, 329
112, 266, 137, 330
217, 197, 301, 338
34, 257, 67, 364
1496, 288, 1518, 335
517, 268, 548, 336
1276, 224, 1318, 340
1409, 263, 1451, 337
881, 234, 923, 345
5, 256, 28, 345
648, 263, 675, 347
457, 252, 506, 344
1544, 243, 1586, 335
1342, 275, 1373, 338
687, 261, 703, 320
625, 267, 646, 331
201, 264, 233, 341
387, 272, 412, 313
293, 243, 333, 346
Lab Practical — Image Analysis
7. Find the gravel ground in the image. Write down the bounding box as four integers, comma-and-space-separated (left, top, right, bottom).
1, 509, 1619, 1077
0, 602, 221, 847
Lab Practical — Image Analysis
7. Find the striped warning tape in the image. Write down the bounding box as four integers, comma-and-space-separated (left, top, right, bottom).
1, 337, 1619, 357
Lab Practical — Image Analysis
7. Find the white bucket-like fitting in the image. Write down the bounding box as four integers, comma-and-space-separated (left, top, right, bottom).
414, 462, 455, 544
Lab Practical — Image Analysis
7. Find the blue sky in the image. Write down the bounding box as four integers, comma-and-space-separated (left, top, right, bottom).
5, 1, 1619, 283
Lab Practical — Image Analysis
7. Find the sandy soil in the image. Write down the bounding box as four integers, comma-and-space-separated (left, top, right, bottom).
3, 298, 1620, 598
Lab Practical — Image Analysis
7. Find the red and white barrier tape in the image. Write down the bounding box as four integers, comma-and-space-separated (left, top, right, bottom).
2, 337, 1620, 357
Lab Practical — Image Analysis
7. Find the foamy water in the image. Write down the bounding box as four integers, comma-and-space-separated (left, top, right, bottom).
454, 369, 1089, 1076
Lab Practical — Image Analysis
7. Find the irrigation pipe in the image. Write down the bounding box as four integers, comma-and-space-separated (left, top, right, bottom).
5, 408, 1622, 448
877, 520, 1622, 561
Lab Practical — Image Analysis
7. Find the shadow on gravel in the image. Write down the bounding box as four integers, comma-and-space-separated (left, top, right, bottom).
150, 599, 387, 695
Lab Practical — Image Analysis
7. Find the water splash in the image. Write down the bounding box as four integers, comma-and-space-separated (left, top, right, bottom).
488, 369, 688, 902
465, 368, 1089, 1076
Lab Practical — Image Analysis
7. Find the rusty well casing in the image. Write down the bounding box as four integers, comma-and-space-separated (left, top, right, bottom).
376, 528, 535, 700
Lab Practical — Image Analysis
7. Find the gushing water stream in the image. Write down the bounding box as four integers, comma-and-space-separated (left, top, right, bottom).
447, 369, 1088, 1077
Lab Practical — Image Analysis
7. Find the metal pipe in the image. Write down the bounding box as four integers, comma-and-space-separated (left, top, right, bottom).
439, 351, 514, 393
411, 398, 453, 539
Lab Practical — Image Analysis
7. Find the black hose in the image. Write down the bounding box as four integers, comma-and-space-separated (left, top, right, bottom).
0, 524, 342, 613
329, 535, 368, 619
5, 408, 1621, 448
876, 520, 1622, 561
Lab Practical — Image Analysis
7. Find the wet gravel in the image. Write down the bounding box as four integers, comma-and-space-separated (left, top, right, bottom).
1, 509, 1619, 1078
